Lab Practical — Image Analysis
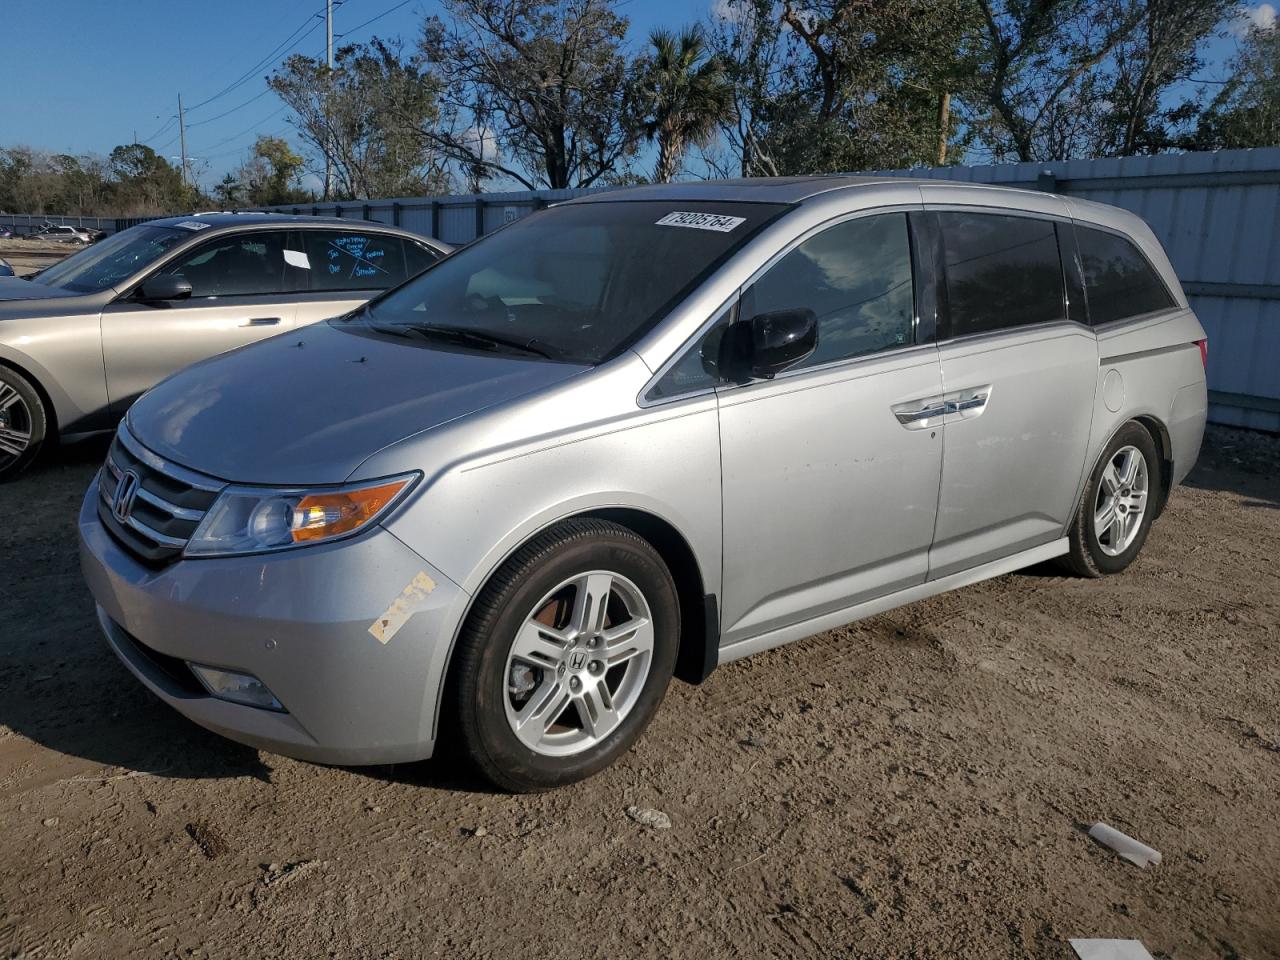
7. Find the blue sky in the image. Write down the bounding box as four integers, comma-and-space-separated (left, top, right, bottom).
0, 0, 1267, 189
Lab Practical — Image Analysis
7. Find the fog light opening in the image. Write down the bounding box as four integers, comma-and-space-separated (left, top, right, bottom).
188, 664, 285, 712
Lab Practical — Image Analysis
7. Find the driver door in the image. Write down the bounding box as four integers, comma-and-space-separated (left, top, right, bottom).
101, 229, 301, 414
716, 211, 945, 645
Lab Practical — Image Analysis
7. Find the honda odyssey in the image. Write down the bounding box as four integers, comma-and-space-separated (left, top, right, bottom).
78, 178, 1208, 791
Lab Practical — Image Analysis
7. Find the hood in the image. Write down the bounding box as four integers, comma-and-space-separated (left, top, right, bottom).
0, 277, 82, 302
127, 320, 590, 484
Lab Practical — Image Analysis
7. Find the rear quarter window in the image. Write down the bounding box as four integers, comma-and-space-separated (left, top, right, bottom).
1075, 226, 1176, 325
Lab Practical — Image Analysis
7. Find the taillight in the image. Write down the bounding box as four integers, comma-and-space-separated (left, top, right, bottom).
1195, 338, 1208, 369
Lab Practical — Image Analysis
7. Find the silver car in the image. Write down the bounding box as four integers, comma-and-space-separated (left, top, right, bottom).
27, 224, 94, 244
78, 179, 1208, 791
0, 213, 449, 478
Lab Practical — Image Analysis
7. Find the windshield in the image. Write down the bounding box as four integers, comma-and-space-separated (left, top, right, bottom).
34, 224, 190, 293
363, 200, 788, 364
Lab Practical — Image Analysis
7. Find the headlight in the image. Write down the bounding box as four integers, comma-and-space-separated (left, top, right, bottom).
185, 473, 419, 557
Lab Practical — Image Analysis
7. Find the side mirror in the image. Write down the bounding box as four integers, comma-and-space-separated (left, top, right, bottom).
718, 308, 818, 381
139, 274, 193, 302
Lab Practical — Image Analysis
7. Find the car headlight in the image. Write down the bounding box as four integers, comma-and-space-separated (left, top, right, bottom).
184, 473, 419, 557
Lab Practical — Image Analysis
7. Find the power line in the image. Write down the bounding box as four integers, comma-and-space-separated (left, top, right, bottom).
336, 0, 413, 39
140, 116, 176, 144
186, 87, 275, 128
196, 104, 291, 159
132, 5, 326, 157
185, 7, 325, 114
153, 129, 182, 152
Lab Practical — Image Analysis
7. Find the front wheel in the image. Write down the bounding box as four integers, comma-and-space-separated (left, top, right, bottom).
447, 519, 680, 792
1062, 422, 1159, 577
0, 367, 47, 481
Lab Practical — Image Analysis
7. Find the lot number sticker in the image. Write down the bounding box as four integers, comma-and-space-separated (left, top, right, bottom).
173, 220, 213, 231
655, 211, 746, 232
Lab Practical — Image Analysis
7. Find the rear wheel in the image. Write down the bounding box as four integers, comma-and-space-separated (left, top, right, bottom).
0, 367, 46, 481
448, 519, 679, 792
1062, 422, 1159, 577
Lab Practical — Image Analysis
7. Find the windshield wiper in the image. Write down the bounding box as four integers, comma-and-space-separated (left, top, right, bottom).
383, 322, 559, 361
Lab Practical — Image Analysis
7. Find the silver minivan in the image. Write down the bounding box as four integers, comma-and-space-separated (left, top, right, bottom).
0, 213, 448, 478
78, 178, 1208, 791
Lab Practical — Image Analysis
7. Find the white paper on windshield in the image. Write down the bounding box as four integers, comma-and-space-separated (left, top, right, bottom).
284, 249, 311, 269
655, 211, 746, 233
174, 220, 213, 231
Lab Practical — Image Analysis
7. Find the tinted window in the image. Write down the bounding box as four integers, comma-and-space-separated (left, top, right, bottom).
940, 212, 1065, 336
34, 224, 187, 293
1076, 226, 1175, 324
302, 230, 406, 291
742, 213, 915, 369
161, 230, 291, 297
363, 201, 787, 365
403, 240, 440, 278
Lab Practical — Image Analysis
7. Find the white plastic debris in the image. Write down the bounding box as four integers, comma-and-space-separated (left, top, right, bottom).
1070, 938, 1156, 960
1088, 822, 1162, 868
625, 806, 672, 829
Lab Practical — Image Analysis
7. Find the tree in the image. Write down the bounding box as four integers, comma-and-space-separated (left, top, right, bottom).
212, 136, 311, 208
708, 0, 977, 175
965, 0, 1239, 161
107, 143, 196, 213
1190, 19, 1280, 149
420, 0, 643, 189
636, 26, 733, 182
1092, 0, 1233, 156
271, 40, 452, 200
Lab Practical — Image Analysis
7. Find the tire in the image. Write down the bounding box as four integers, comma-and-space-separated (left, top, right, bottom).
0, 366, 47, 482
1061, 422, 1159, 578
448, 518, 680, 792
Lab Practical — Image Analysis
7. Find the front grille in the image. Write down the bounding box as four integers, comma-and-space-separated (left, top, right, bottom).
97, 426, 222, 565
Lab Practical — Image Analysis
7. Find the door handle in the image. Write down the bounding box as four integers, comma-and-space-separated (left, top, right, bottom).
948, 393, 988, 414
241, 317, 281, 327
894, 404, 948, 424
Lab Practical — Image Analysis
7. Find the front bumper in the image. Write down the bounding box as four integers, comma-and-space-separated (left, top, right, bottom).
78, 476, 466, 765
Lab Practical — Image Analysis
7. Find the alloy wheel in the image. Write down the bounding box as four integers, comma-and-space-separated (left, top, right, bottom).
1093, 444, 1149, 557
503, 570, 655, 757
0, 382, 32, 469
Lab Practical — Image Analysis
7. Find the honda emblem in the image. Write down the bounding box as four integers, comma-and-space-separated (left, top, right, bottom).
113, 469, 140, 523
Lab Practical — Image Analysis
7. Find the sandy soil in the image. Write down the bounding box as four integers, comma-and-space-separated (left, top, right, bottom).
0, 239, 76, 277
1, 427, 1277, 959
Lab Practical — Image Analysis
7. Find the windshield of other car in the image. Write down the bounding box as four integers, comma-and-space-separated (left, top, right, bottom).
34, 224, 190, 293
362, 200, 789, 364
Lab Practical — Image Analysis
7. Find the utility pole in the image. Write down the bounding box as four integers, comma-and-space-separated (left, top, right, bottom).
324, 0, 333, 201
178, 93, 190, 189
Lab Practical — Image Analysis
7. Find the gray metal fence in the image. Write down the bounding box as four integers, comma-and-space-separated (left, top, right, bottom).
5, 147, 1278, 429
0, 212, 121, 236
257, 186, 611, 246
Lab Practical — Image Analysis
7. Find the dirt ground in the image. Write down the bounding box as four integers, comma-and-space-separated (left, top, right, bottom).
0, 239, 76, 277
1, 426, 1277, 960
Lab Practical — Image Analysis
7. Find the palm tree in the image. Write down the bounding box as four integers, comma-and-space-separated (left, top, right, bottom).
639, 27, 734, 183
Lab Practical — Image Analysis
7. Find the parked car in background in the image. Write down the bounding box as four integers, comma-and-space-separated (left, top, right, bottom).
0, 212, 450, 478
0, 257, 12, 277
0, 225, 13, 239
77, 178, 1208, 792
27, 223, 94, 244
